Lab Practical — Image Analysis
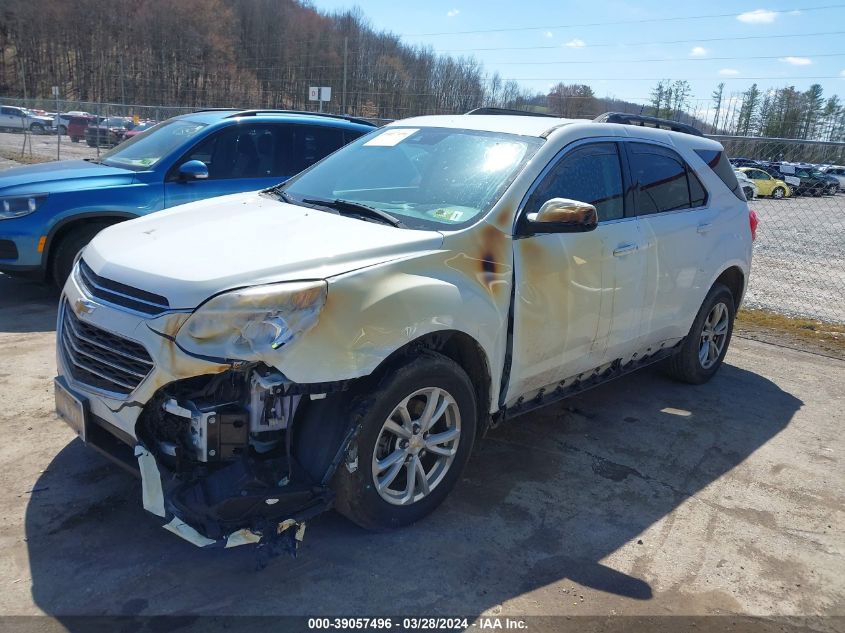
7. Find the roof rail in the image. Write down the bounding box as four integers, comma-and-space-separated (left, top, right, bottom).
466, 107, 558, 118
593, 112, 703, 137
222, 109, 376, 126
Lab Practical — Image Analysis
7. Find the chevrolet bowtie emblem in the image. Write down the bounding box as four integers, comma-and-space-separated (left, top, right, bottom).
74, 298, 98, 316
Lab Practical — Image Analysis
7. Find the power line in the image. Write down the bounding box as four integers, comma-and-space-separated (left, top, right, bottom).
433, 30, 845, 52
483, 53, 845, 66
500, 75, 845, 81
401, 4, 845, 36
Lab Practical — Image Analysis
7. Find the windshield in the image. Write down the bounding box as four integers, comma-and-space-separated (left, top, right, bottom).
280, 126, 543, 229
101, 119, 207, 170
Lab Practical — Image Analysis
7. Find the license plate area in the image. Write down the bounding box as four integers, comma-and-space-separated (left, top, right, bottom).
55, 377, 88, 442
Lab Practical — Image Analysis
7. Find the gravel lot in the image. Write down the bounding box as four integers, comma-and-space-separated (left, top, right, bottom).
0, 273, 843, 630
747, 194, 845, 323
0, 130, 103, 162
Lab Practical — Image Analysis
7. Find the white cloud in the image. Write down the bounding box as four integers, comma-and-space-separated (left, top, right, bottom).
780, 56, 812, 66
690, 46, 707, 57
719, 68, 740, 76
544, 31, 553, 39
737, 9, 778, 24
446, 8, 459, 17
565, 38, 586, 48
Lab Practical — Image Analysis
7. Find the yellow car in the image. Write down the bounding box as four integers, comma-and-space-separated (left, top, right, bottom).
738, 167, 791, 199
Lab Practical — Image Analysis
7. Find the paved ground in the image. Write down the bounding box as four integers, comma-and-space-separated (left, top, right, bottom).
0, 273, 842, 629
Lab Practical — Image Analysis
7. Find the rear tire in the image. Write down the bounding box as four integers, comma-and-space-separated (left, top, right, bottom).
666, 283, 735, 385
29, 123, 44, 134
50, 222, 112, 289
333, 351, 477, 531
826, 185, 838, 196
772, 186, 785, 199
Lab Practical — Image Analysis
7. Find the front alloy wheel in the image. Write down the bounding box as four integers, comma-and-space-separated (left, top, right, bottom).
333, 352, 477, 530
372, 387, 461, 506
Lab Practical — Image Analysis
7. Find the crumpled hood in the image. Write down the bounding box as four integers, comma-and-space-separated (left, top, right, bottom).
0, 160, 134, 195
83, 191, 444, 309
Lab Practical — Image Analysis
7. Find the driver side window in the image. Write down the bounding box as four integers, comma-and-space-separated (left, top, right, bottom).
525, 142, 625, 221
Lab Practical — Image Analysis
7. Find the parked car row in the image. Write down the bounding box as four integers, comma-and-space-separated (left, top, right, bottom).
729, 157, 841, 197
0, 105, 159, 146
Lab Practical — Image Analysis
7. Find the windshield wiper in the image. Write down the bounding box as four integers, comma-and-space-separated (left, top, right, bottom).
302, 198, 405, 228
264, 186, 299, 205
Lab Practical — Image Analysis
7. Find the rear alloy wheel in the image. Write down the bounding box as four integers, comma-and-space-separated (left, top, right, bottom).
333, 352, 476, 530
826, 185, 838, 196
666, 283, 735, 384
772, 186, 785, 199
29, 123, 44, 134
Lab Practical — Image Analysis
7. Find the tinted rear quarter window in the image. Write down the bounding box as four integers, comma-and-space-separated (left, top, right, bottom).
629, 143, 705, 214
695, 149, 745, 201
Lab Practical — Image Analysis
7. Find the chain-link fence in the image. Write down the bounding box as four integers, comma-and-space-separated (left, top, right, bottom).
709, 135, 845, 324
1, 97, 843, 323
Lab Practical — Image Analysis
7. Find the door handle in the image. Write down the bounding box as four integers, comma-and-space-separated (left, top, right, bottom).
697, 222, 713, 234
613, 243, 639, 257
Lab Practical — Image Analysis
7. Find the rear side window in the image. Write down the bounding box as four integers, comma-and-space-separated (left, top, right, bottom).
287, 126, 348, 174
629, 143, 708, 214
695, 149, 744, 201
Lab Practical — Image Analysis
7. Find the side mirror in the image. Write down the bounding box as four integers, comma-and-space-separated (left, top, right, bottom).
178, 160, 209, 181
525, 198, 598, 233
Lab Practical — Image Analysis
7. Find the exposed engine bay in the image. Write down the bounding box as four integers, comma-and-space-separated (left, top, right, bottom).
134, 364, 354, 558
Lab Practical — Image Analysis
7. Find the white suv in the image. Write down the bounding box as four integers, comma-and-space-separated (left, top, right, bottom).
55, 111, 754, 551
0, 105, 54, 134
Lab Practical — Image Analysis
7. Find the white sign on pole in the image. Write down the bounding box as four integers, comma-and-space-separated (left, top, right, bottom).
308, 87, 331, 102
51, 86, 59, 97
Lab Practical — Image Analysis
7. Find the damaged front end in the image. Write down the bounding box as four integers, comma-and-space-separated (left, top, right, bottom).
134, 364, 354, 558
56, 265, 360, 559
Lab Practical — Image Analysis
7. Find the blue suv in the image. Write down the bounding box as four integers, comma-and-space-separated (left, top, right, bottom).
0, 109, 374, 285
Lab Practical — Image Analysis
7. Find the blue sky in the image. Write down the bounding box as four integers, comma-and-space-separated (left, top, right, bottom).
311, 1, 845, 114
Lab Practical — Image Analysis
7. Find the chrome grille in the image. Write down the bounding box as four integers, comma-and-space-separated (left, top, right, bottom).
77, 259, 170, 316
60, 301, 154, 395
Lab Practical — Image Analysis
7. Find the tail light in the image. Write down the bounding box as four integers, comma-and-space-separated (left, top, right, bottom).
749, 209, 759, 241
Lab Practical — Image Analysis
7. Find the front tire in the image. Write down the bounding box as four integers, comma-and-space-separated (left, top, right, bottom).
333, 352, 477, 530
50, 222, 112, 289
666, 283, 735, 384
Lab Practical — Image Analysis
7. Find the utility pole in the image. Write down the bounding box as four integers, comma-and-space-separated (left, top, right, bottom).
54, 86, 61, 160
342, 36, 348, 114
19, 58, 27, 101
120, 56, 127, 110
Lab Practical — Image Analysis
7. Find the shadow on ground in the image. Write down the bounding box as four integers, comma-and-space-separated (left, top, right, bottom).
0, 273, 59, 333
24, 352, 801, 624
